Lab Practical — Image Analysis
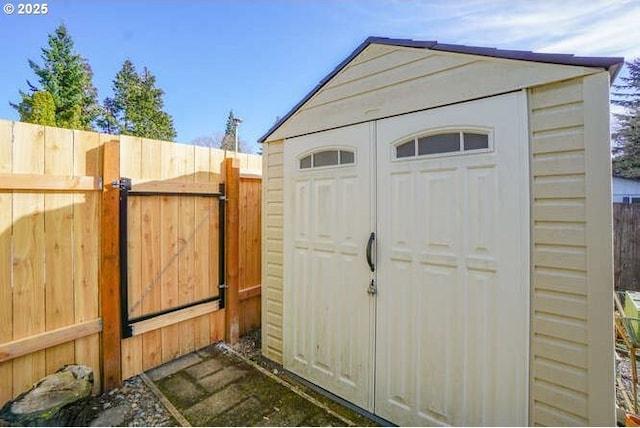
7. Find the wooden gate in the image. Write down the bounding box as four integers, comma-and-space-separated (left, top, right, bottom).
104, 137, 262, 386
0, 121, 262, 404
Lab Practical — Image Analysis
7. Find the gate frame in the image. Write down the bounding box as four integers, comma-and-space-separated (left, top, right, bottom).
113, 177, 227, 339
101, 153, 243, 390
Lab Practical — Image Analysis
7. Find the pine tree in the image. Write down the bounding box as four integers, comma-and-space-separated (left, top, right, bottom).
99, 60, 176, 141
11, 24, 99, 130
612, 59, 640, 179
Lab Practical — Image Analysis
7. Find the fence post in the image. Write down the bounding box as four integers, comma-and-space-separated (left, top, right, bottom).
101, 139, 122, 389
224, 157, 240, 344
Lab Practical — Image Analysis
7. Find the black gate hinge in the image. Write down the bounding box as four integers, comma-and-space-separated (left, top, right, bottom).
112, 177, 132, 191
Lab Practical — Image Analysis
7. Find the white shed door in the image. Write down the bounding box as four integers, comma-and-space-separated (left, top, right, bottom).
374, 92, 529, 426
283, 123, 375, 411
282, 92, 529, 425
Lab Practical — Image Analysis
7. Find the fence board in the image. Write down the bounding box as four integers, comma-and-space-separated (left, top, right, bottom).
159, 142, 180, 362
0, 120, 13, 405
121, 136, 143, 380
11, 122, 46, 396
101, 138, 122, 390
177, 144, 196, 355
0, 173, 101, 191
43, 126, 75, 375
239, 177, 262, 334
194, 145, 213, 349
73, 130, 102, 394
209, 150, 225, 343
0, 319, 101, 363
614, 203, 640, 291
141, 139, 163, 371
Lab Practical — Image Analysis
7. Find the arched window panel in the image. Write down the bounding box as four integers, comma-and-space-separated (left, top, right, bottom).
396, 141, 416, 158
395, 130, 490, 160
340, 150, 355, 164
463, 133, 489, 151
418, 133, 460, 155
313, 150, 339, 167
300, 155, 312, 169
299, 149, 355, 170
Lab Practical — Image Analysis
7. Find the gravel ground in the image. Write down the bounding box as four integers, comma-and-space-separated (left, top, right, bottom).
73, 328, 636, 426
617, 347, 639, 413
75, 329, 263, 427
73, 375, 177, 427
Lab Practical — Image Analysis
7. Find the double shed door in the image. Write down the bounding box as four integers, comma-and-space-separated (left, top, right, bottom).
283, 92, 529, 426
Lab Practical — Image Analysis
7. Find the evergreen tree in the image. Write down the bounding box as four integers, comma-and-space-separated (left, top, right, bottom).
99, 60, 176, 141
23, 91, 56, 126
221, 110, 237, 151
220, 110, 247, 152
11, 24, 99, 130
612, 59, 640, 179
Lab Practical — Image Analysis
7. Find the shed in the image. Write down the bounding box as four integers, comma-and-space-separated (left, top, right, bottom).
259, 37, 623, 426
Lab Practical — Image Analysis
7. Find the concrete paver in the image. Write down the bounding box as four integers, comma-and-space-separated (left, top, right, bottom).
184, 358, 223, 380
208, 396, 263, 426
198, 365, 247, 392
147, 343, 379, 427
146, 353, 202, 381
156, 373, 206, 409
183, 384, 245, 426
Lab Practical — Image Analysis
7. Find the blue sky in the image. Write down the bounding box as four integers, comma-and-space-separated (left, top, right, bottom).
1, 0, 639, 153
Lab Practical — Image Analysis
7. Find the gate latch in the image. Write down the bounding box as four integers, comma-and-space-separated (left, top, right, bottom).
367, 279, 377, 295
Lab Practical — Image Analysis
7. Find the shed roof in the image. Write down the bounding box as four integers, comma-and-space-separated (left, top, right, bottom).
259, 36, 624, 143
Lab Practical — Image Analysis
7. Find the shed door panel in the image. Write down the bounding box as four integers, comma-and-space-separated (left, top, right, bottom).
375, 92, 530, 426
283, 123, 375, 410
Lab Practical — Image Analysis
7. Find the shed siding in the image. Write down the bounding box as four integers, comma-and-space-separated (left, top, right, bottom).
261, 140, 284, 363
529, 74, 613, 426
269, 45, 596, 141
582, 72, 615, 425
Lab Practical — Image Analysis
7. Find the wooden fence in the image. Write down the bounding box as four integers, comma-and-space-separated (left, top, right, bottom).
614, 203, 640, 291
238, 176, 262, 333
0, 120, 262, 405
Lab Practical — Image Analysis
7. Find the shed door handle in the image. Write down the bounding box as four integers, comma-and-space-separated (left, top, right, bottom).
366, 232, 375, 272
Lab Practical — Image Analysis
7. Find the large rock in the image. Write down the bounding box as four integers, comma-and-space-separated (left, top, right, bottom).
0, 365, 93, 427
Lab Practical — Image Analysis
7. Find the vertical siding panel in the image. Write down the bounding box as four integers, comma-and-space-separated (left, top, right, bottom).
262, 140, 284, 363
582, 72, 615, 425
530, 74, 613, 426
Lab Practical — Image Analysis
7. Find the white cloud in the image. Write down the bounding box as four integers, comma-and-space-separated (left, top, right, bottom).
349, 0, 639, 60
